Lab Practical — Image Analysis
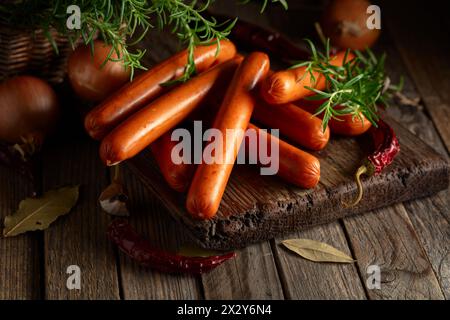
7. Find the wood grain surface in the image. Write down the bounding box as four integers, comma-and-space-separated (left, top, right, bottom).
0, 167, 40, 299
380, 29, 450, 299
381, 1, 450, 154
42, 139, 120, 299
272, 222, 366, 300
0, 0, 448, 300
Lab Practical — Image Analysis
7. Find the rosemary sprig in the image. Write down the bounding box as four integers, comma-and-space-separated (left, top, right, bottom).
0, 0, 288, 81
240, 0, 288, 13
292, 39, 399, 132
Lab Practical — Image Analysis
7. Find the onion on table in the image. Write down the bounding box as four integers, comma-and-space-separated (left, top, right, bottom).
321, 0, 381, 50
68, 40, 130, 102
0, 75, 59, 194
0, 76, 59, 147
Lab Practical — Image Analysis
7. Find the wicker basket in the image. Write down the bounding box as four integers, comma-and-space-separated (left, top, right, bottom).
0, 24, 81, 84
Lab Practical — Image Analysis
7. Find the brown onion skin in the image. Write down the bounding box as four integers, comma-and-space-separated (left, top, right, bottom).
321, 0, 380, 51
0, 76, 59, 144
68, 40, 130, 102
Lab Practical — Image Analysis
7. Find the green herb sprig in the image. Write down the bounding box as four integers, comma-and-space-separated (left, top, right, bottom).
0, 0, 287, 80
291, 39, 401, 132
240, 0, 288, 13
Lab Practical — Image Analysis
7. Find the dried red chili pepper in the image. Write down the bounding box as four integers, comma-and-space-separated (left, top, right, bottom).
107, 219, 236, 274
348, 119, 400, 206
211, 14, 309, 63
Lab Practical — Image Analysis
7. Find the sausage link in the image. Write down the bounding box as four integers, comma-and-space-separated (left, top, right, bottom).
295, 99, 372, 136
260, 51, 353, 104
150, 130, 196, 193
100, 56, 243, 166
85, 40, 237, 140
186, 52, 270, 219
246, 123, 320, 188
152, 121, 320, 193
252, 100, 330, 151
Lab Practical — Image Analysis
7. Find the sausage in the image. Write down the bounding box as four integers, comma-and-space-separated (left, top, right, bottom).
186, 52, 270, 219
252, 99, 330, 150
151, 122, 320, 193
85, 40, 237, 140
295, 99, 372, 136
246, 123, 320, 188
150, 130, 196, 192
260, 51, 354, 104
99, 56, 243, 166
196, 67, 329, 150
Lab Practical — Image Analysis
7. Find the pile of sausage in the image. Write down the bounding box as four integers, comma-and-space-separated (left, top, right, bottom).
84, 40, 370, 220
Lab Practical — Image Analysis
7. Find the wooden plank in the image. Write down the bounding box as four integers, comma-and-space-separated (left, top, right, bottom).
337, 29, 448, 300
403, 191, 450, 299
273, 222, 366, 300
118, 165, 202, 300
379, 27, 450, 298
42, 138, 120, 299
343, 204, 444, 299
332, 31, 449, 299
380, 1, 450, 153
0, 168, 40, 299
201, 242, 284, 299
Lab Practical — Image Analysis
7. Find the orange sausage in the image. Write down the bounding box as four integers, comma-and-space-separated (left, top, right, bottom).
295, 99, 372, 136
85, 40, 237, 140
100, 56, 243, 166
247, 123, 320, 188
252, 100, 330, 151
150, 130, 196, 193
186, 52, 270, 219
152, 123, 320, 193
260, 51, 354, 104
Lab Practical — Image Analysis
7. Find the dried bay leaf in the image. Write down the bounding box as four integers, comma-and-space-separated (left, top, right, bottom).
3, 185, 79, 237
281, 239, 355, 263
99, 180, 129, 217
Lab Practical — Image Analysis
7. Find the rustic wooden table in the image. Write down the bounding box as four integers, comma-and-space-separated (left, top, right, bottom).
0, 1, 448, 300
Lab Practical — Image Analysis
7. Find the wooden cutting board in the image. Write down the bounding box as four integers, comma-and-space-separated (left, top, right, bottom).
127, 118, 449, 250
